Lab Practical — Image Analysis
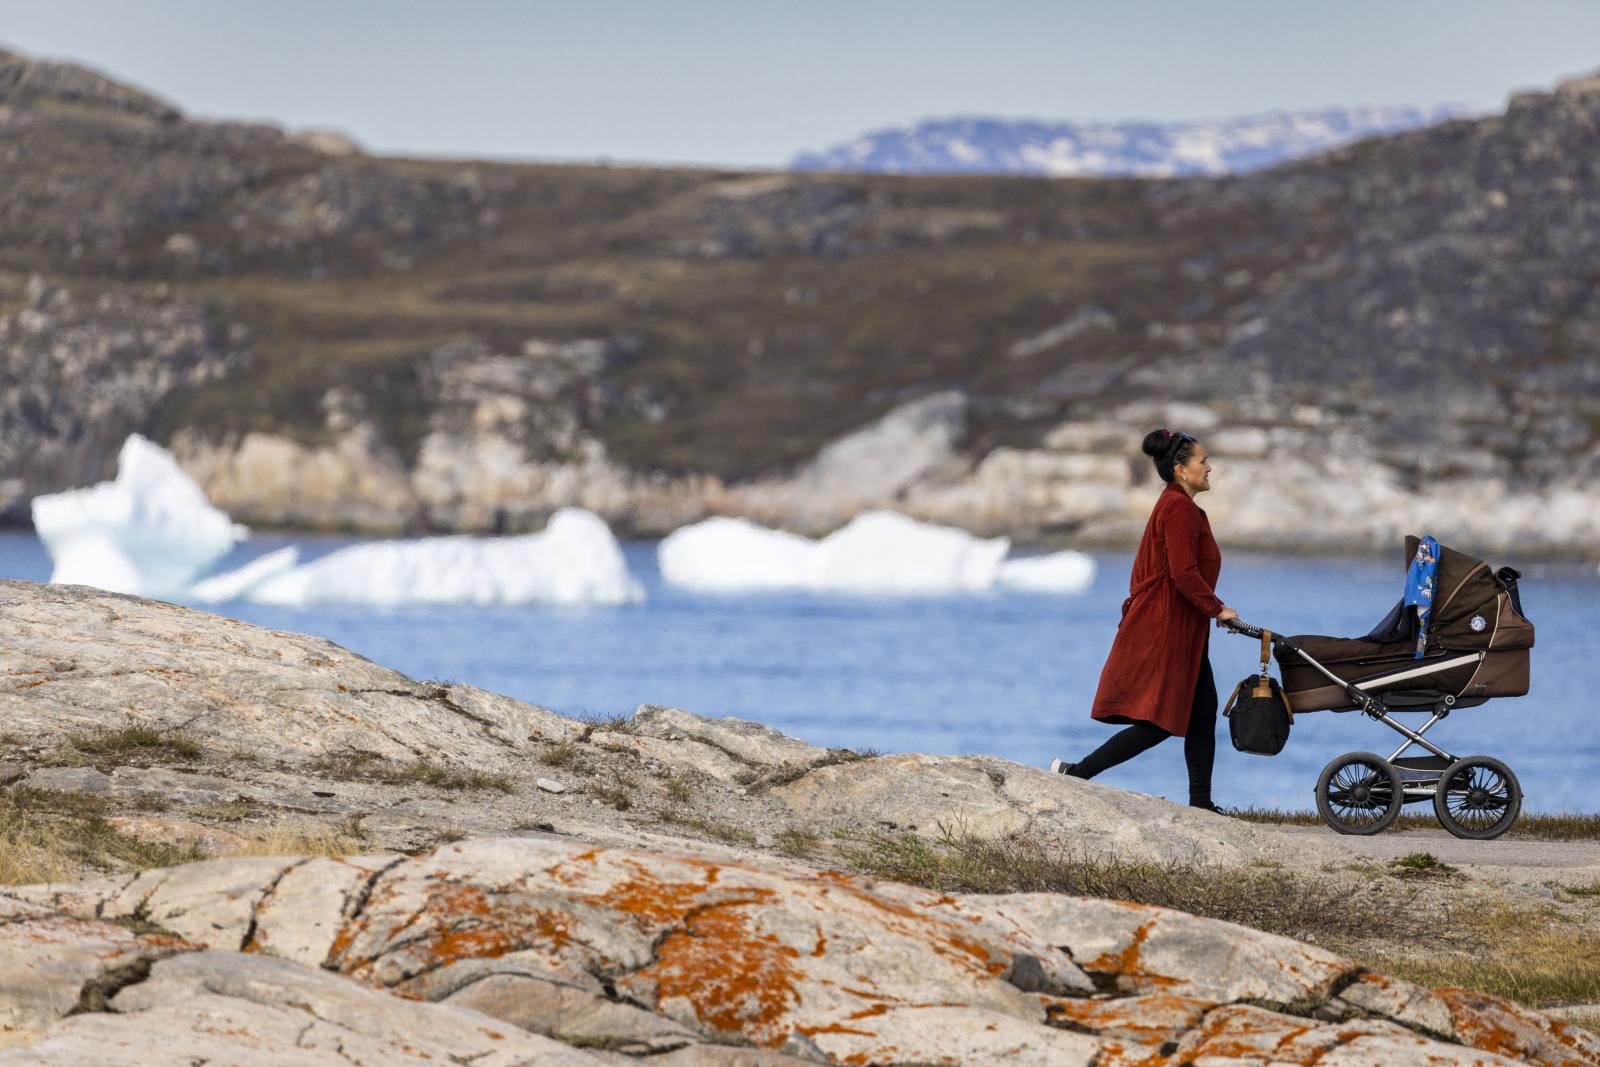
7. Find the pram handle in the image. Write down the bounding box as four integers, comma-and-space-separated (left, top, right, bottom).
1220, 617, 1295, 653
1221, 618, 1385, 715
1220, 616, 1264, 637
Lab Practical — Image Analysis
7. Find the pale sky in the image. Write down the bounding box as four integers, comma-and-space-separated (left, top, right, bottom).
2, 1, 1597, 167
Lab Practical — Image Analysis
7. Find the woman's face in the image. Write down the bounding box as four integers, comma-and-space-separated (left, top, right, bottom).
1174, 442, 1212, 493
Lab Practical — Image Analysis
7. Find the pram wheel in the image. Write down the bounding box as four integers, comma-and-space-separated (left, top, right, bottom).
1433, 756, 1521, 840
1315, 752, 1403, 835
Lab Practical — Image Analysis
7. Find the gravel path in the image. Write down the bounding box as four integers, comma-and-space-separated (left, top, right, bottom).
1274, 823, 1600, 884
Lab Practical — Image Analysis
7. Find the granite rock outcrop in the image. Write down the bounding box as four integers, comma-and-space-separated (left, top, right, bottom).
2, 838, 1596, 1065
1, 579, 1597, 1063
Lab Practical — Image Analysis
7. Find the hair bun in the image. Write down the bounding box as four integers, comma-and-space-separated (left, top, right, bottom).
1141, 429, 1171, 458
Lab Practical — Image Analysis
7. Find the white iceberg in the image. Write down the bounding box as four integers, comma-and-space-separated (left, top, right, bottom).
653, 518, 816, 592
809, 511, 1008, 594
196, 508, 643, 606
189, 546, 301, 603
996, 551, 1098, 593
31, 435, 247, 598
658, 511, 1095, 595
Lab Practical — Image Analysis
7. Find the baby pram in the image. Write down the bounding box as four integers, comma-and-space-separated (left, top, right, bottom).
1224, 535, 1534, 840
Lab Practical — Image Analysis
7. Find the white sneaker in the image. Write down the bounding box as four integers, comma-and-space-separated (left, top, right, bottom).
1049, 757, 1073, 775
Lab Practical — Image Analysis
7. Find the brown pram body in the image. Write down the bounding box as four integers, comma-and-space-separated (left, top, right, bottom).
1277, 535, 1533, 715
1227, 536, 1534, 839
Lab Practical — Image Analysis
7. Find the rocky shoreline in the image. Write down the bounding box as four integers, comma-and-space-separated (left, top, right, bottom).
2, 579, 1598, 1064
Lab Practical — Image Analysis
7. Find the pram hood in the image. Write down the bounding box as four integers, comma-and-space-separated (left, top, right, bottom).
1362, 536, 1533, 654
1274, 536, 1533, 712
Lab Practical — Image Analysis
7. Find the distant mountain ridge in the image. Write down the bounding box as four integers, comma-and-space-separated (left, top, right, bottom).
790, 105, 1467, 177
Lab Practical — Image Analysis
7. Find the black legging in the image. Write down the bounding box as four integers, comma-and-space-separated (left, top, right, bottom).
1070, 631, 1218, 806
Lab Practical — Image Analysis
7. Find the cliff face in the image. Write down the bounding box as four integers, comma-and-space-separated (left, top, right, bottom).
2, 46, 1597, 552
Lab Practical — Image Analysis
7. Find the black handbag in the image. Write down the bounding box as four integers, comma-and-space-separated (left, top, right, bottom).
1222, 629, 1293, 756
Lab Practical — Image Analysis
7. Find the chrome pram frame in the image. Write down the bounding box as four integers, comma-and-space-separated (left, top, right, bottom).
1222, 618, 1521, 839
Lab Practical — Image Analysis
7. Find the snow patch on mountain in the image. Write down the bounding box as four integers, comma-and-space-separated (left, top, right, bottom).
791, 106, 1469, 178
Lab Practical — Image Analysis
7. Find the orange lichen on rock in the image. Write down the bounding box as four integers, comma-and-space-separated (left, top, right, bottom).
1092, 1039, 1177, 1067
544, 848, 601, 885
1076, 920, 1179, 993
1438, 986, 1600, 1067
577, 859, 733, 926
794, 1021, 877, 1037
333, 881, 576, 985
845, 1003, 892, 1022
625, 896, 803, 1047
1174, 1003, 1318, 1061
1042, 991, 1213, 1046
791, 870, 1010, 980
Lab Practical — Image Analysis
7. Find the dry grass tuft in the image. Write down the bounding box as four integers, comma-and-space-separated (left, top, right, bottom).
309, 750, 512, 792
586, 775, 634, 811
654, 810, 757, 846
224, 815, 370, 858
1361, 901, 1600, 1008
39, 725, 204, 768
188, 799, 260, 823
576, 712, 637, 735
839, 827, 1432, 945
774, 827, 822, 858
391, 761, 514, 793
0, 787, 206, 885
538, 740, 581, 768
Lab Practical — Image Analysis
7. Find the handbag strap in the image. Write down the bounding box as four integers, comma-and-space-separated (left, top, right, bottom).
1251, 630, 1274, 699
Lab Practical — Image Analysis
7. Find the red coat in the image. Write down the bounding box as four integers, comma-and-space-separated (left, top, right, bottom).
1091, 481, 1224, 736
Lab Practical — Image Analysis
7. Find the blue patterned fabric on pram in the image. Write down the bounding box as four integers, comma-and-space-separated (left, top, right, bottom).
1273, 536, 1534, 714
1403, 535, 1440, 658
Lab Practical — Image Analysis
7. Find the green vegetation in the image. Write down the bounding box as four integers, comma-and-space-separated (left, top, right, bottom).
1389, 851, 1457, 875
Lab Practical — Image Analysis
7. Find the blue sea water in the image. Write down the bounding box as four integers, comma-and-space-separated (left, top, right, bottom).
2, 532, 1596, 813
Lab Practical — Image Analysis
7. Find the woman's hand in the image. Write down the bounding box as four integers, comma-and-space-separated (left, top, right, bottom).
1215, 606, 1239, 627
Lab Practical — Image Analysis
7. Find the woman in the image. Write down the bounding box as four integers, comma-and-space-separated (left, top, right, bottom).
1049, 429, 1238, 812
